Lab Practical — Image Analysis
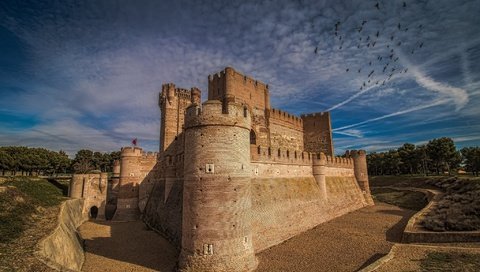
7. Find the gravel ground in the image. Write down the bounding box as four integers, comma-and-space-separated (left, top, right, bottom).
256, 202, 416, 272
79, 202, 413, 272
79, 221, 177, 272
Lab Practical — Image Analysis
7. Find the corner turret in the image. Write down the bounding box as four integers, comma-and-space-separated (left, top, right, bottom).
180, 100, 258, 271
347, 150, 374, 205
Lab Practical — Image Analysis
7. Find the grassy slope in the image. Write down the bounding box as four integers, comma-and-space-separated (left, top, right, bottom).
0, 177, 65, 243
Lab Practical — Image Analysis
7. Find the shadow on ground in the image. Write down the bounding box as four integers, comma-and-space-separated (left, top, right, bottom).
79, 220, 178, 272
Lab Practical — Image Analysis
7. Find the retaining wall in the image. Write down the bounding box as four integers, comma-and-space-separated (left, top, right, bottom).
401, 188, 480, 243
35, 199, 88, 272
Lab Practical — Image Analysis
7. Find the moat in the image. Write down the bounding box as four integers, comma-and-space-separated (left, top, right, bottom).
79, 202, 414, 272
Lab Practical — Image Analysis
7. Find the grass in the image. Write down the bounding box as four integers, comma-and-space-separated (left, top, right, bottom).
421, 251, 480, 272
0, 177, 65, 243
371, 187, 428, 211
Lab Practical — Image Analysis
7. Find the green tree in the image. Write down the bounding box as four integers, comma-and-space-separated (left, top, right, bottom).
398, 143, 416, 175
426, 137, 459, 175
461, 147, 480, 176
415, 145, 430, 176
0, 150, 13, 176
72, 149, 95, 173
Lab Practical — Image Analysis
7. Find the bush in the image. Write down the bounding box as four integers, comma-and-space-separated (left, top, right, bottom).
422, 177, 480, 231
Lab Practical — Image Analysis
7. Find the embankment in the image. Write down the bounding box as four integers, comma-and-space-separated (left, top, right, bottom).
35, 199, 88, 271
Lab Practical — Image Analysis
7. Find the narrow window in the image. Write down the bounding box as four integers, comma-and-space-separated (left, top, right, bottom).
250, 130, 256, 144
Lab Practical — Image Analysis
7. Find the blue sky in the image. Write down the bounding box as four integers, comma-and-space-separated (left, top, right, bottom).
0, 0, 479, 156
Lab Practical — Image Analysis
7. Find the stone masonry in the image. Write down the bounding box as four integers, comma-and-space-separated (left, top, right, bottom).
76, 67, 374, 271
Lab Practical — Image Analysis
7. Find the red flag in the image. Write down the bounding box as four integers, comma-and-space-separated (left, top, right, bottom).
132, 138, 137, 146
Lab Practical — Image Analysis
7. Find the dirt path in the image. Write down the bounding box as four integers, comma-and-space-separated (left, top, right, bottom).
79, 202, 413, 272
256, 202, 415, 272
79, 221, 177, 272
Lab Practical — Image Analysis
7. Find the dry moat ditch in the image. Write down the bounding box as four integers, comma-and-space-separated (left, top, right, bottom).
3, 175, 480, 271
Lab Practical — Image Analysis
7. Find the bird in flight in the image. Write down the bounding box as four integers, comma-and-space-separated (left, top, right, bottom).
375, 2, 380, 10
314, 47, 318, 54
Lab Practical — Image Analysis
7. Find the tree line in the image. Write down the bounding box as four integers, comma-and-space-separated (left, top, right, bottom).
367, 137, 480, 176
0, 146, 121, 176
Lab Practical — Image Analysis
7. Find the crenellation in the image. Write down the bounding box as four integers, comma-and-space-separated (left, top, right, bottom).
95, 66, 373, 272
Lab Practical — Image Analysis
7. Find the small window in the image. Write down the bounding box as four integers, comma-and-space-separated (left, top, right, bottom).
250, 130, 256, 144
286, 150, 290, 158
278, 149, 281, 157
268, 147, 271, 156
257, 145, 261, 154
244, 106, 248, 117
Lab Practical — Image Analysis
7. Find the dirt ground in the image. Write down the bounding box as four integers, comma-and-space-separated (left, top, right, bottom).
79, 221, 177, 272
256, 202, 415, 272
80, 202, 414, 272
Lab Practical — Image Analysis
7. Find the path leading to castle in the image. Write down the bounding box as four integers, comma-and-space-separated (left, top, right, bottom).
79, 202, 414, 272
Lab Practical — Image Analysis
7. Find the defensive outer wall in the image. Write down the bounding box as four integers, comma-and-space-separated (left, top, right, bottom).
72, 67, 374, 271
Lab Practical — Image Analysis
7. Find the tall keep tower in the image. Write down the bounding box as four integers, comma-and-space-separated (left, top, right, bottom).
159, 83, 201, 152
179, 100, 258, 272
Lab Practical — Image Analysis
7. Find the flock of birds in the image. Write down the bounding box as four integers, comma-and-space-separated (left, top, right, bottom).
314, 1, 426, 91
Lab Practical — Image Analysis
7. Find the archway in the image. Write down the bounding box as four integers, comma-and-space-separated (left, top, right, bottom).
89, 206, 99, 219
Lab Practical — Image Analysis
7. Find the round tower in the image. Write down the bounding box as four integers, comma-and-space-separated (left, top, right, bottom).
312, 152, 327, 200
69, 174, 85, 199
350, 150, 374, 205
179, 100, 258, 272
112, 147, 143, 221
112, 160, 120, 178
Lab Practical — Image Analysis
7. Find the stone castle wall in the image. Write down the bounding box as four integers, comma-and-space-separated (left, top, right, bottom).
69, 173, 108, 219
113, 147, 157, 221
120, 67, 372, 271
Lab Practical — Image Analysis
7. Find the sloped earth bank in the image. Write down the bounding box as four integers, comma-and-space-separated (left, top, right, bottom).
80, 202, 414, 272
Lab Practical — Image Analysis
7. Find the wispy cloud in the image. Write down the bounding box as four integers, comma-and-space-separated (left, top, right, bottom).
0, 0, 479, 153
334, 98, 449, 131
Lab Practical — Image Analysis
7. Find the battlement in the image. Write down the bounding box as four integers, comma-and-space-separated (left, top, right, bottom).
269, 108, 304, 130
251, 145, 314, 165
250, 145, 353, 169
324, 155, 354, 168
185, 100, 251, 129
300, 111, 329, 118
345, 149, 367, 158
159, 83, 201, 105
208, 67, 269, 90
120, 146, 158, 159
121, 146, 144, 156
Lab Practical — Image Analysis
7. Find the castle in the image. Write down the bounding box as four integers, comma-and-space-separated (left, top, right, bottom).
70, 67, 373, 272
